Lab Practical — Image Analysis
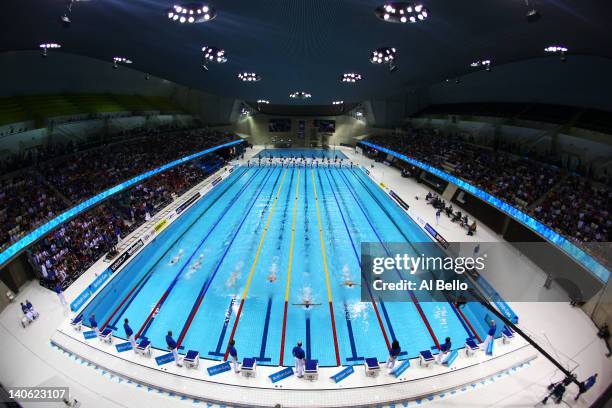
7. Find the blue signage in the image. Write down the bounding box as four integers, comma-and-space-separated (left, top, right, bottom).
360, 141, 610, 283
269, 367, 294, 383
155, 352, 176, 366
70, 290, 92, 312
331, 365, 354, 383
391, 360, 410, 377
115, 342, 133, 353
83, 330, 97, 340
70, 268, 112, 312
444, 350, 459, 367
207, 361, 231, 376
0, 140, 245, 268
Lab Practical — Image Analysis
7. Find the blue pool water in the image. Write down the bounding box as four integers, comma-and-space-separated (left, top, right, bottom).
81, 164, 506, 366
255, 148, 347, 160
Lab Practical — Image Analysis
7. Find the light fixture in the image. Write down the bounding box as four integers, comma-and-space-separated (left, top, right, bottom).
375, 2, 430, 24
237, 72, 261, 82
167, 3, 216, 24
39, 43, 61, 58
370, 47, 398, 72
201, 46, 226, 70
545, 45, 568, 61
332, 100, 344, 105
340, 72, 362, 83
290, 91, 312, 99
470, 59, 492, 71
257, 99, 270, 104
113, 57, 133, 69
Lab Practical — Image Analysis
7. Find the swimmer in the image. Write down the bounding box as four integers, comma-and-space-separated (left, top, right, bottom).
169, 249, 184, 265
342, 279, 360, 288
292, 299, 321, 309
226, 271, 240, 288
190, 254, 204, 270
268, 272, 277, 282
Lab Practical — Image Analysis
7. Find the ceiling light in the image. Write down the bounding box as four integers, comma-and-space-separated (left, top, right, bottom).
340, 72, 363, 83
470, 59, 492, 71
290, 91, 312, 99
113, 56, 132, 69
39, 43, 61, 58
167, 3, 216, 24
257, 99, 270, 104
370, 47, 398, 71
332, 100, 344, 105
201, 46, 227, 70
237, 72, 261, 82
375, 2, 430, 24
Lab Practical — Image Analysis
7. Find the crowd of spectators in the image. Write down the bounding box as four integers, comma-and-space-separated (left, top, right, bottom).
0, 171, 65, 252
366, 129, 560, 210
365, 128, 611, 260
533, 176, 611, 245
30, 153, 227, 289
0, 126, 236, 250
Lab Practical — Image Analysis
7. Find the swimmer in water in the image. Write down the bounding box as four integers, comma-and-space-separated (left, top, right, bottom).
190, 254, 204, 270
292, 299, 321, 309
268, 272, 277, 283
342, 279, 360, 288
169, 249, 184, 265
226, 271, 240, 288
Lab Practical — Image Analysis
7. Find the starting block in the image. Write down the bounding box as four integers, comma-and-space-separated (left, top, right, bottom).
71, 315, 83, 331
136, 339, 151, 356
465, 339, 479, 356
304, 360, 319, 381
241, 358, 257, 378
99, 328, 113, 343
502, 326, 514, 344
365, 357, 381, 377
419, 350, 435, 367
184, 350, 200, 368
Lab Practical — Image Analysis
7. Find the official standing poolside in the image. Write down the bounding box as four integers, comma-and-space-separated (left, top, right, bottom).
166, 330, 182, 366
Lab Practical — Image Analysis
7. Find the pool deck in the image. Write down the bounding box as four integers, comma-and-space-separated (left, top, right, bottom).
0, 145, 609, 407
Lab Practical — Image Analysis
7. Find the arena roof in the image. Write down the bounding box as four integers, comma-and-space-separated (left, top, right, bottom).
1, 0, 612, 105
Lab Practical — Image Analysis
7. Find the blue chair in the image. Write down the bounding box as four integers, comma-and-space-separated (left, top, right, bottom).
184, 350, 200, 368
241, 357, 257, 378
419, 350, 435, 367
365, 357, 381, 377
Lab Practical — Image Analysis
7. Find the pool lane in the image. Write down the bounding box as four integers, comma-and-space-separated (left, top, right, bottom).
325, 168, 435, 358
177, 166, 284, 353
223, 168, 296, 366
81, 167, 252, 330
315, 168, 390, 364
135, 167, 271, 344
347, 168, 477, 348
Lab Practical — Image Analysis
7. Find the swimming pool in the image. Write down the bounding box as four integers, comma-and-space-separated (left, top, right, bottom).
255, 148, 347, 160
80, 164, 505, 366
